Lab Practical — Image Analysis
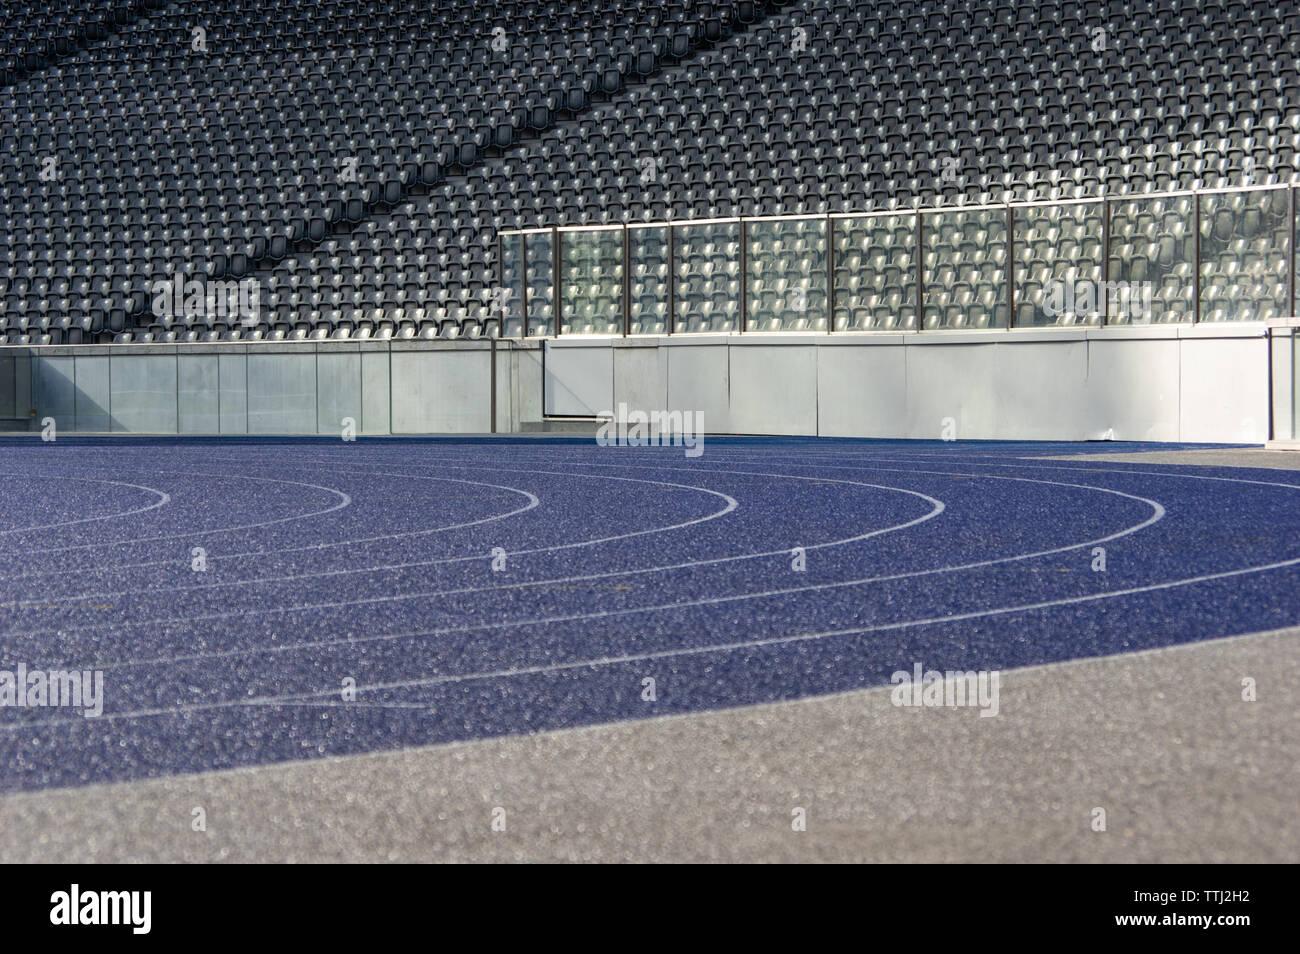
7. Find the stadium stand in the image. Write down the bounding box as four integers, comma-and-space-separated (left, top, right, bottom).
1, 0, 1297, 343
1, 0, 754, 343
0, 1, 163, 87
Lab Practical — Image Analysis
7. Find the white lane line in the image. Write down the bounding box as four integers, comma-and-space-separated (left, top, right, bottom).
0, 469, 351, 561
668, 448, 1300, 500
10, 475, 541, 607
81, 470, 1153, 670
0, 469, 536, 581
24, 469, 935, 614
4, 469, 740, 641
1, 459, 722, 586
24, 519, 1300, 730
0, 472, 170, 535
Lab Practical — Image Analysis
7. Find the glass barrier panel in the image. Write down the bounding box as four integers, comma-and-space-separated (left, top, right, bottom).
628, 226, 669, 335
921, 207, 1008, 329
524, 231, 555, 337
1107, 195, 1194, 323
673, 221, 740, 333
1014, 201, 1104, 326
1199, 189, 1291, 322
832, 213, 918, 331
559, 228, 623, 335
745, 217, 828, 331
498, 232, 525, 337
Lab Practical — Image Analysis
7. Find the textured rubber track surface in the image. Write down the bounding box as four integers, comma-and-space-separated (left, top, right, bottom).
1, 437, 1297, 792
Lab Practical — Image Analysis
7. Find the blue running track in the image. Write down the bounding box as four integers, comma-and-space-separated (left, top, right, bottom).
2, 437, 1298, 792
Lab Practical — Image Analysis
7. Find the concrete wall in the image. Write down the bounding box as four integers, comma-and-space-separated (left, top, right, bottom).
0, 327, 1292, 442
542, 324, 1288, 443
0, 339, 537, 435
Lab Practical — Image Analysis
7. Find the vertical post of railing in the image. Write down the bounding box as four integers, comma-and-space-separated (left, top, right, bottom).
520, 232, 529, 339
739, 219, 748, 334
552, 227, 561, 337
1006, 205, 1016, 328
1290, 186, 1297, 319
825, 213, 835, 333
622, 225, 630, 337
1193, 191, 1202, 323
667, 225, 676, 335
916, 210, 925, 330
1102, 198, 1111, 325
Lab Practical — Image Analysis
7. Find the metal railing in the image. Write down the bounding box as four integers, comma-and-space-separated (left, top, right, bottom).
498, 182, 1299, 337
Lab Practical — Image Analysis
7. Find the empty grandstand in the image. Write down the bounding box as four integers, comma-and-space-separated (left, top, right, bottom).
0, 0, 1298, 441
0, 0, 1295, 344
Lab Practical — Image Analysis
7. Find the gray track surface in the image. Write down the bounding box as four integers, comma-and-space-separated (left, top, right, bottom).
3, 625, 1295, 863
1044, 447, 1300, 469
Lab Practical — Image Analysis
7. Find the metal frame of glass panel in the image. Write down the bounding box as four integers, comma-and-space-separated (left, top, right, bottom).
1012, 197, 1105, 327
558, 224, 624, 335
628, 223, 670, 336
498, 184, 1299, 337
920, 204, 1010, 329
744, 214, 828, 332
671, 218, 741, 335
830, 209, 919, 331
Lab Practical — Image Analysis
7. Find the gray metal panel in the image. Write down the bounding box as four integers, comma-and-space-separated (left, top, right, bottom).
665, 345, 730, 432
360, 351, 390, 435
218, 353, 248, 434
1085, 337, 1181, 441
317, 352, 362, 437
728, 344, 818, 435
904, 342, 1001, 440
1267, 330, 1295, 442
1294, 334, 1300, 441
543, 342, 614, 416
35, 356, 76, 428
73, 355, 111, 432
1180, 336, 1268, 442
0, 354, 14, 418
178, 355, 220, 434
110, 355, 179, 433
513, 346, 544, 427
390, 351, 492, 433
247, 353, 316, 434
612, 344, 668, 420
13, 353, 33, 420
989, 339, 1090, 440
493, 344, 512, 433
815, 340, 908, 438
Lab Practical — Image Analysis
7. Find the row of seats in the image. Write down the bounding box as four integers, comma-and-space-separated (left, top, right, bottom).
1, 0, 759, 342
2, 0, 1298, 343
247, 0, 1298, 340
0, 0, 160, 86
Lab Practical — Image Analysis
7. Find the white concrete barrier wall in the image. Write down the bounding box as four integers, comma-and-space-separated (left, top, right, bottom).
0, 329, 1290, 442
1, 340, 535, 436
544, 326, 1282, 443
